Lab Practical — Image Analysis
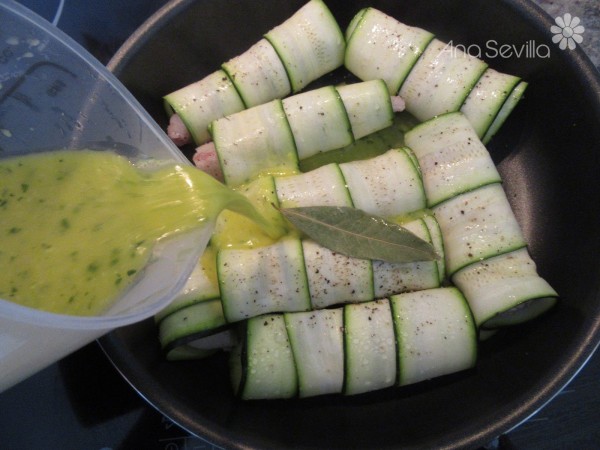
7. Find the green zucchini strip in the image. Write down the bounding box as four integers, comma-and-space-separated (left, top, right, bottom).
404, 112, 557, 328
164, 70, 245, 145
156, 149, 440, 356
344, 7, 434, 96
391, 287, 477, 386
230, 315, 298, 400
209, 80, 397, 185
164, 0, 345, 146
453, 248, 558, 329
217, 217, 441, 324
229, 288, 476, 399
265, 0, 345, 93
344, 7, 527, 140
404, 111, 502, 207
460, 68, 521, 139
158, 213, 443, 352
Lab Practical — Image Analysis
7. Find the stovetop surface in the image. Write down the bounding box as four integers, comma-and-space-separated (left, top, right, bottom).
1, 1, 599, 449
2, 341, 600, 449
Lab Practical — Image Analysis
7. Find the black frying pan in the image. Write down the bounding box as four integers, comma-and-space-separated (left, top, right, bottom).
100, 0, 600, 448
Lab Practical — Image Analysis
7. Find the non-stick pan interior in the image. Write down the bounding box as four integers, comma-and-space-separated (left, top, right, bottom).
102, 0, 600, 448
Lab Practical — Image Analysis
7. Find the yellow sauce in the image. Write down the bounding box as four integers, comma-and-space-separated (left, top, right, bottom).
211, 175, 292, 251
0, 149, 281, 316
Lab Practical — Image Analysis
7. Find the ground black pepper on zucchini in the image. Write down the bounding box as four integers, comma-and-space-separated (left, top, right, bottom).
155, 3, 555, 402
155, 147, 444, 353
200, 79, 399, 185
344, 7, 527, 141
229, 288, 476, 399
404, 112, 558, 328
164, 0, 345, 146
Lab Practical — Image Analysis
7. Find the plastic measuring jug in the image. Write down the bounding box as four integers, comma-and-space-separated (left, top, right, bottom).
0, 0, 214, 393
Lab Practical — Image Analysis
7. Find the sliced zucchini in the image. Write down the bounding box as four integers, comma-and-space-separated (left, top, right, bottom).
452, 247, 558, 329
275, 163, 352, 208
482, 81, 528, 144
186, 329, 237, 351
154, 248, 220, 323
302, 239, 374, 309
401, 217, 441, 284
230, 315, 298, 399
218, 238, 311, 322
336, 79, 394, 140
404, 112, 501, 207
164, 1, 345, 145
158, 298, 228, 352
422, 214, 446, 283
344, 7, 434, 95
164, 69, 245, 145
216, 216, 442, 325
164, 329, 237, 361
398, 39, 488, 121
211, 99, 298, 186
206, 80, 403, 184
299, 112, 418, 172
460, 68, 521, 139
166, 346, 218, 361
284, 308, 344, 398
401, 216, 432, 241
433, 183, 527, 276
402, 146, 421, 176
390, 287, 477, 386
282, 85, 353, 160
340, 148, 426, 217
343, 299, 396, 395
343, 10, 525, 137
221, 38, 291, 108
265, 0, 345, 92
372, 218, 440, 298
344, 7, 367, 41
227, 286, 481, 399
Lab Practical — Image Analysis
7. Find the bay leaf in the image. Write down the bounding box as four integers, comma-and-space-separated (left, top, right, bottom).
279, 206, 439, 263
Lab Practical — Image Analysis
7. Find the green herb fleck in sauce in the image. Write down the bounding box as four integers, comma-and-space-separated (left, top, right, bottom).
0, 150, 282, 316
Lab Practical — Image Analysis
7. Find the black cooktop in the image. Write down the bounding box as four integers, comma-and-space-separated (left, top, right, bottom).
1, 337, 600, 449
1, 1, 599, 449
